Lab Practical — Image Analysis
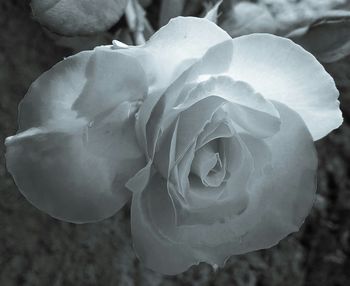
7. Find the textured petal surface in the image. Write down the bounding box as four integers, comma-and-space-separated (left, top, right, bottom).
6, 49, 148, 223
121, 17, 231, 94
72, 48, 147, 119
174, 135, 252, 226
31, 0, 128, 36
6, 102, 145, 223
229, 33, 342, 140
133, 40, 234, 158
18, 49, 147, 131
131, 174, 195, 275
18, 51, 92, 131
179, 101, 317, 264
152, 76, 280, 181
177, 76, 281, 139
131, 101, 317, 274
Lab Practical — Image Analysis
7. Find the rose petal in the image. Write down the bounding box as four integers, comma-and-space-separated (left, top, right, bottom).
131, 101, 317, 274
229, 33, 342, 140
6, 49, 148, 223
179, 101, 317, 264
176, 76, 281, 139
131, 174, 196, 275
150, 96, 227, 184
5, 102, 145, 223
122, 17, 231, 94
151, 76, 280, 179
176, 135, 252, 226
72, 48, 147, 118
196, 115, 234, 149
239, 133, 272, 176
152, 77, 281, 199
133, 40, 234, 158
167, 96, 227, 168
190, 141, 222, 187
18, 51, 92, 131
19, 49, 147, 131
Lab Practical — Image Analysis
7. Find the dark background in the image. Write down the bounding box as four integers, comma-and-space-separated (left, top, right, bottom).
0, 1, 349, 285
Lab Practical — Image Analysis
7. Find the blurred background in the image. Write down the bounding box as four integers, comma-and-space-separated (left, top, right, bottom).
0, 0, 349, 285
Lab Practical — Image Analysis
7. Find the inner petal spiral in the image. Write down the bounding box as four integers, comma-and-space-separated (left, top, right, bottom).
190, 140, 226, 188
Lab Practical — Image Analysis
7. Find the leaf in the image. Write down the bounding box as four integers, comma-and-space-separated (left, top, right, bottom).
287, 10, 350, 63
183, 0, 203, 16
139, 0, 152, 7
31, 0, 128, 36
219, 2, 278, 38
159, 0, 185, 27
48, 32, 112, 53
325, 54, 350, 89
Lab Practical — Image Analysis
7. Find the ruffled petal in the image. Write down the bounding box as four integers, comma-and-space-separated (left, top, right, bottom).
18, 51, 92, 131
148, 76, 280, 181
229, 33, 342, 140
131, 174, 195, 275
175, 76, 281, 139
72, 48, 147, 118
151, 96, 227, 183
19, 48, 147, 131
165, 96, 227, 170
131, 101, 317, 274
196, 114, 234, 149
176, 135, 252, 226
6, 48, 148, 223
178, 101, 317, 265
122, 17, 231, 94
133, 40, 234, 158
5, 102, 145, 223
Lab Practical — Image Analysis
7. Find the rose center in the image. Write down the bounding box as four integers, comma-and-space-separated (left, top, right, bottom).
190, 139, 226, 188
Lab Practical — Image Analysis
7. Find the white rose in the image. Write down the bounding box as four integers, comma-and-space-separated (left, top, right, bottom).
5, 17, 342, 274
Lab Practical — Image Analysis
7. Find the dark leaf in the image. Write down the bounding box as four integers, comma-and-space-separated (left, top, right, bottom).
31, 0, 128, 36
219, 1, 278, 37
287, 11, 350, 63
159, 0, 185, 27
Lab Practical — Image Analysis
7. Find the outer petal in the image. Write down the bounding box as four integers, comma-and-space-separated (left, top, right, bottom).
131, 101, 317, 274
5, 102, 145, 223
229, 33, 342, 140
121, 17, 231, 94
133, 40, 234, 158
5, 49, 148, 223
18, 51, 92, 131
131, 174, 196, 275
19, 49, 147, 131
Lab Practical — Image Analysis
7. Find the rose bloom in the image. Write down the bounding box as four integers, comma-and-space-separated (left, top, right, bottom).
5, 17, 342, 274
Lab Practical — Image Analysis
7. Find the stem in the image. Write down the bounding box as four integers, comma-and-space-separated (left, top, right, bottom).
125, 0, 147, 45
